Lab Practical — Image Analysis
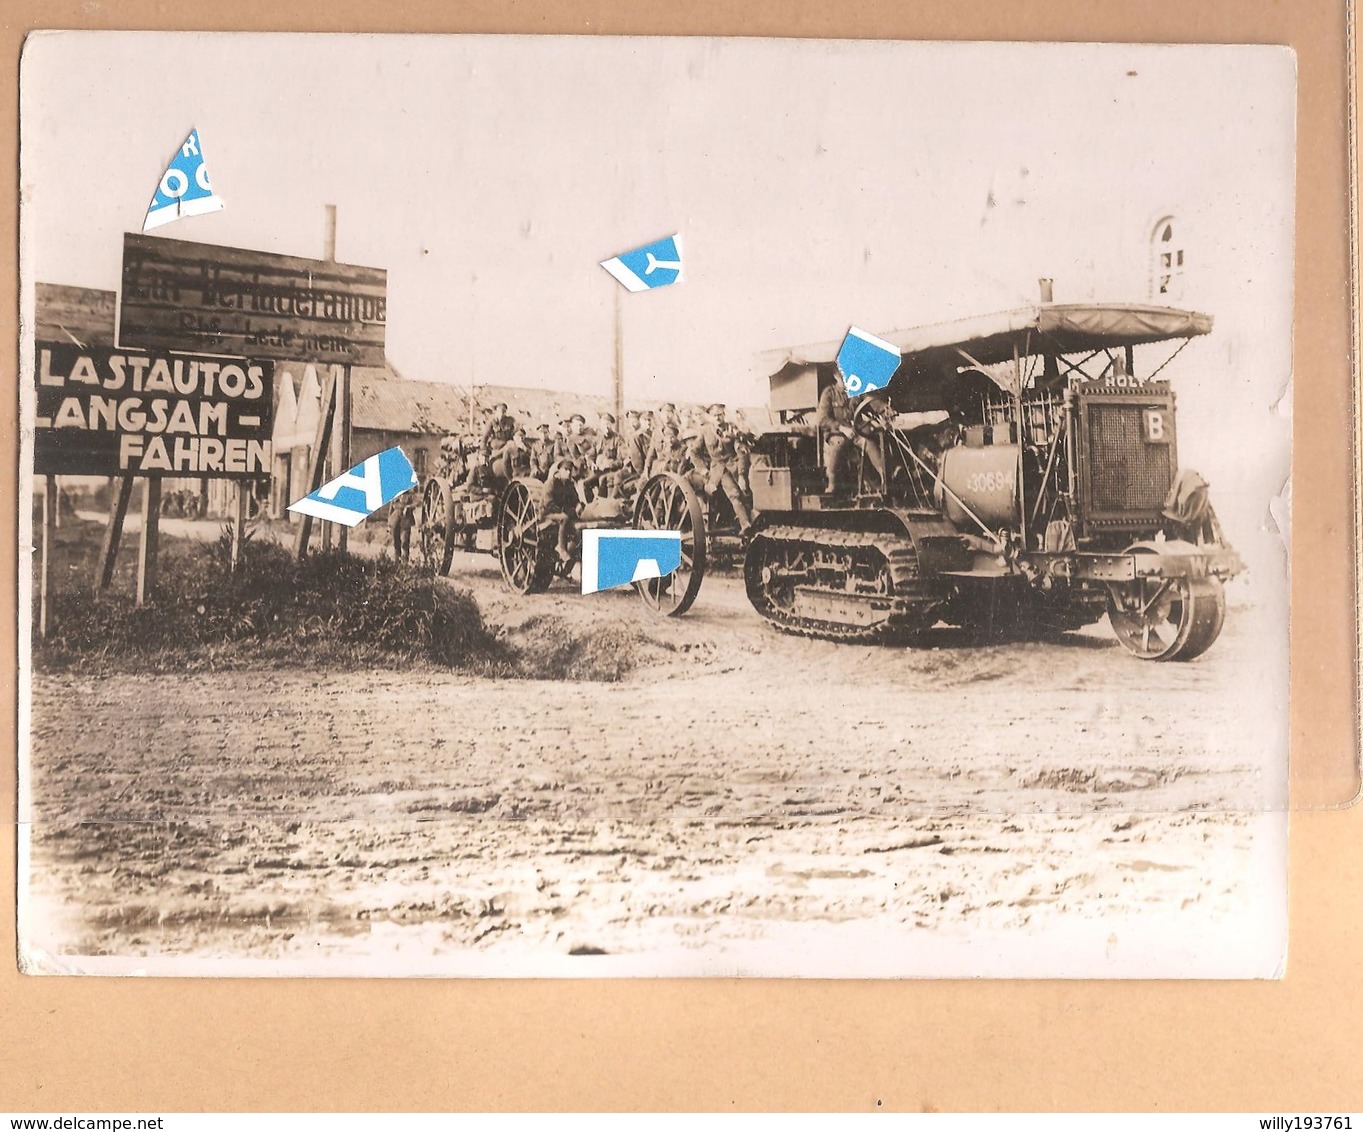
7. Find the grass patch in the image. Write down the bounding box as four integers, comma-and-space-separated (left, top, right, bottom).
36, 525, 508, 674
35, 520, 657, 682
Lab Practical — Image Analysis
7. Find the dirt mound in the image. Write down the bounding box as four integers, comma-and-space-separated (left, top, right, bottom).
498, 614, 674, 682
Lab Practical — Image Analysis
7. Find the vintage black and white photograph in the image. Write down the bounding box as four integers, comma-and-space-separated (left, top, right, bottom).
18, 33, 1293, 976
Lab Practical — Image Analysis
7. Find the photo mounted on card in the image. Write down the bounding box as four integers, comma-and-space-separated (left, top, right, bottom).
17, 33, 1293, 977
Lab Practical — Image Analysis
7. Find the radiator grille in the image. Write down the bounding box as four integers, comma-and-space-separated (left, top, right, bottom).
1086, 404, 1173, 512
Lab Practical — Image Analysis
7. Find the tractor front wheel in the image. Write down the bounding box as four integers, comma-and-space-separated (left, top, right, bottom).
1108, 570, 1226, 661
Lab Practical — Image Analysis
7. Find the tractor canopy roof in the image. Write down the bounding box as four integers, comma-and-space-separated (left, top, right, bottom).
764, 302, 1213, 378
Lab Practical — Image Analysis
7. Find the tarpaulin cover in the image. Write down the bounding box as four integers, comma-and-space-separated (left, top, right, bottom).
764, 303, 1214, 375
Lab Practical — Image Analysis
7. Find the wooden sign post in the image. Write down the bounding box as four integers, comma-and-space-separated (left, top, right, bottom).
136, 479, 161, 607
335, 365, 352, 554
96, 476, 135, 592
293, 368, 338, 559
291, 366, 357, 559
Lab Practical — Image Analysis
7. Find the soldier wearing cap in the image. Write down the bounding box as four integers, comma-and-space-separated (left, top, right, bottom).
529, 422, 556, 479
584, 413, 628, 498
646, 421, 687, 477
634, 410, 656, 471
555, 412, 592, 466
650, 405, 682, 467
544, 457, 582, 566
700, 403, 753, 532
815, 379, 885, 494
481, 402, 517, 479
505, 425, 533, 478
678, 426, 711, 494
610, 410, 647, 496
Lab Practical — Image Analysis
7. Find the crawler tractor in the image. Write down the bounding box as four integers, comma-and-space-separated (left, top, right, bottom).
746, 302, 1243, 660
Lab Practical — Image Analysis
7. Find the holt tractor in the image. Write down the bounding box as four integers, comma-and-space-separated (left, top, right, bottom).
746, 300, 1244, 660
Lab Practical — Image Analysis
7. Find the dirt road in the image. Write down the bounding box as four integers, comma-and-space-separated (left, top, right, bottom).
21, 555, 1288, 976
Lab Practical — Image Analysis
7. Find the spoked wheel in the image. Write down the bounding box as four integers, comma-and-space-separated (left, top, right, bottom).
1108, 565, 1226, 661
497, 478, 557, 595
420, 478, 457, 576
632, 472, 707, 616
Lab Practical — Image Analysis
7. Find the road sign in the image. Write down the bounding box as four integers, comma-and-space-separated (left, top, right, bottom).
119, 233, 387, 367
836, 326, 901, 396
601, 234, 683, 292
33, 341, 274, 477
581, 529, 682, 594
144, 128, 224, 231
287, 446, 417, 527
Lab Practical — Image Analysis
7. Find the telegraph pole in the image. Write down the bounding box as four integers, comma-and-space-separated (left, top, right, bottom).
323, 204, 352, 554
612, 283, 624, 421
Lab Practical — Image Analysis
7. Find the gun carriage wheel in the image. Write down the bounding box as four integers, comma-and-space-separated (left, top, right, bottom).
419, 478, 457, 577
1106, 546, 1226, 661
631, 472, 707, 616
497, 478, 557, 595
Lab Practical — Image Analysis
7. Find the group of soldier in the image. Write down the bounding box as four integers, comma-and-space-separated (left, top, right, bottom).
389, 400, 759, 563
458, 401, 754, 525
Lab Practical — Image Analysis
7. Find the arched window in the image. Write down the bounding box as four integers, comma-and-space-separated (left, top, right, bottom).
1150, 216, 1185, 300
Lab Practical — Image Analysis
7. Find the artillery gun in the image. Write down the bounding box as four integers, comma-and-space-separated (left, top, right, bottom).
746, 301, 1243, 660
418, 442, 710, 616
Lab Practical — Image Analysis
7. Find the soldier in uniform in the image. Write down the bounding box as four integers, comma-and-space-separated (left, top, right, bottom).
505, 425, 533, 478
552, 413, 593, 504
700, 403, 754, 532
732, 422, 754, 497
679, 427, 711, 495
632, 410, 655, 473
388, 489, 419, 562
481, 402, 517, 480
815, 378, 885, 494
438, 434, 467, 482
555, 413, 591, 466
638, 408, 656, 443
582, 413, 626, 499
461, 450, 499, 495
647, 421, 688, 476
544, 458, 582, 566
609, 410, 649, 497
529, 422, 557, 479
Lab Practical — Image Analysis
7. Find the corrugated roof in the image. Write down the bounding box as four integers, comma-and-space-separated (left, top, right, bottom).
351, 372, 473, 433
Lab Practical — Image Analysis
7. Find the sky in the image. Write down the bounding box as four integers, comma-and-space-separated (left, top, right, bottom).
20, 33, 1295, 575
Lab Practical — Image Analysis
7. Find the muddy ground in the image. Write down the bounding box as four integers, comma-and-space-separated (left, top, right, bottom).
21, 537, 1289, 976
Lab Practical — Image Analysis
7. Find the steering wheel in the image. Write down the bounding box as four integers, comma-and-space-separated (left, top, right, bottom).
851, 395, 888, 433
